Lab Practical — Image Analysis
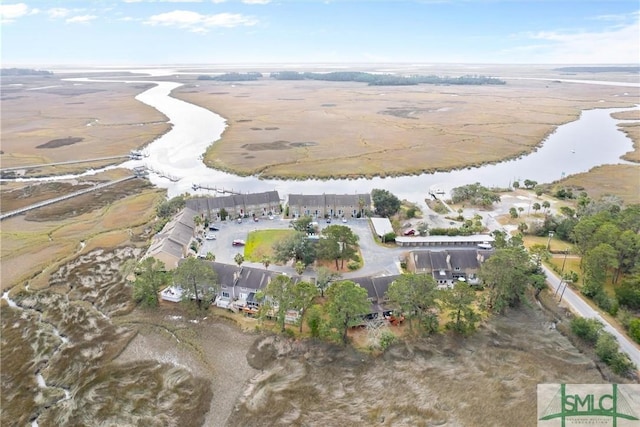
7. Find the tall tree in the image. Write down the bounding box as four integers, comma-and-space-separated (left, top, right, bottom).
173, 257, 218, 309
322, 225, 359, 269
385, 274, 438, 335
315, 266, 341, 297
132, 257, 168, 308
290, 215, 314, 233
261, 274, 295, 332
479, 246, 533, 313
273, 232, 317, 266
291, 280, 319, 332
325, 280, 370, 343
581, 243, 618, 298
371, 188, 401, 218
440, 282, 478, 335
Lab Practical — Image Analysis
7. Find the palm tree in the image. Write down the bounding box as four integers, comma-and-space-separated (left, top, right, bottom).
262, 256, 271, 270
234, 253, 244, 268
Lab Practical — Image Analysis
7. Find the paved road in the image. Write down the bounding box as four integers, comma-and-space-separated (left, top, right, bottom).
542, 264, 640, 369
199, 217, 407, 279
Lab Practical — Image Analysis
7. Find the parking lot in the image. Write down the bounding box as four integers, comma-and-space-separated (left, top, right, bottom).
197, 216, 407, 278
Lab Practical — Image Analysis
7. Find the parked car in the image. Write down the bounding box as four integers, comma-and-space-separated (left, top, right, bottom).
208, 225, 219, 231
342, 217, 348, 223
253, 217, 259, 222
403, 229, 416, 236
232, 239, 245, 246
205, 233, 217, 240
326, 218, 332, 223
237, 218, 242, 224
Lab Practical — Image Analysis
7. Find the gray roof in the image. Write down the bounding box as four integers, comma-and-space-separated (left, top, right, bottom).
161, 238, 185, 259
245, 191, 280, 205
429, 252, 450, 271
448, 250, 480, 269
211, 262, 240, 287
170, 222, 195, 246
348, 274, 400, 301
288, 194, 325, 207
413, 251, 432, 270
177, 207, 197, 229
288, 193, 371, 207
186, 191, 281, 213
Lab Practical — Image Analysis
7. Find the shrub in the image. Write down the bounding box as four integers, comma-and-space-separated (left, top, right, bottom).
382, 232, 396, 243
347, 260, 361, 271
570, 317, 602, 345
379, 330, 397, 350
306, 304, 323, 338
593, 291, 619, 316
628, 318, 640, 344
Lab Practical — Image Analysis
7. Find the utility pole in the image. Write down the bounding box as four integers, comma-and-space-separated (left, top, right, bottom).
546, 231, 554, 251
555, 249, 569, 297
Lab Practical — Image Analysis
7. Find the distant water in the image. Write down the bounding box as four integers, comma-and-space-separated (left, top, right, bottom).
121, 78, 638, 201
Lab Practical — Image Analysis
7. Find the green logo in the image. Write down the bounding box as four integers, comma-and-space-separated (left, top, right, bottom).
538, 384, 639, 427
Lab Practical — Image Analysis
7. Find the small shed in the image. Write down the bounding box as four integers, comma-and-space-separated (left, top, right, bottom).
370, 217, 394, 238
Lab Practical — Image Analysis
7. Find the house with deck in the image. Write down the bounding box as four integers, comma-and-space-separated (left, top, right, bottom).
406, 249, 492, 289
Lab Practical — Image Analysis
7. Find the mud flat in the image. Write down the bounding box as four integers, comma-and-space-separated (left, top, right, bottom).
115, 310, 259, 427
228, 301, 631, 427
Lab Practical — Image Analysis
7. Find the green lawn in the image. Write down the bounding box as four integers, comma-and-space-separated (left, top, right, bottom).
245, 229, 294, 262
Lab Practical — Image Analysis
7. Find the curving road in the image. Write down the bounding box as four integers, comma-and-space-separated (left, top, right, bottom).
541, 264, 640, 370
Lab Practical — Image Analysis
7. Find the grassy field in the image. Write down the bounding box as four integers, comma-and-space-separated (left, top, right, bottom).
171, 72, 638, 180
0, 76, 169, 171
244, 229, 294, 262
0, 174, 165, 289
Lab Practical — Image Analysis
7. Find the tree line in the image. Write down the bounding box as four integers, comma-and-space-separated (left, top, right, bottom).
270, 71, 505, 86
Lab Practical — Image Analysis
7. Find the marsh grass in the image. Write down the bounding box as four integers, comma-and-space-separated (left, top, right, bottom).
1, 179, 164, 290
172, 77, 636, 180
2, 246, 214, 427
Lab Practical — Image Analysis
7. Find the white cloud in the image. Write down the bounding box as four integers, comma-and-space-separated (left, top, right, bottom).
123, 0, 203, 3
0, 3, 31, 24
66, 15, 98, 24
144, 10, 258, 32
527, 16, 640, 63
47, 8, 72, 18
242, 0, 270, 4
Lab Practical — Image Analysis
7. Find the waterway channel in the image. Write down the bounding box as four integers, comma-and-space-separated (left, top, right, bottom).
9, 74, 640, 204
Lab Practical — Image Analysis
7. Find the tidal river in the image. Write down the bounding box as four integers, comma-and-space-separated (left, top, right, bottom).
29, 75, 640, 202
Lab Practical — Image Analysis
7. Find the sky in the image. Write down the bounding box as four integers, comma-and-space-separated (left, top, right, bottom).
1, 0, 639, 66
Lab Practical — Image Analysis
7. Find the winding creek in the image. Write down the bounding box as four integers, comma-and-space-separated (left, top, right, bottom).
4, 74, 640, 204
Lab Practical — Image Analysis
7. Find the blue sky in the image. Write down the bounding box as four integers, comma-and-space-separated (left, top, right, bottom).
1, 1, 638, 65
